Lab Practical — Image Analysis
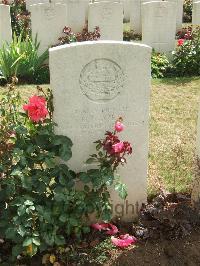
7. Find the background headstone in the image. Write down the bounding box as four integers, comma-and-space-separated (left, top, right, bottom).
130, 0, 183, 35
56, 0, 89, 33
142, 1, 176, 53
192, 1, 200, 25
30, 3, 68, 55
26, 0, 49, 10
88, 1, 123, 40
49, 41, 152, 221
130, 0, 142, 34
123, 0, 130, 21
175, 0, 184, 31
0, 4, 12, 48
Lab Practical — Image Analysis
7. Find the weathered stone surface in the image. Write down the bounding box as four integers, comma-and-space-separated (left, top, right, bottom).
0, 4, 12, 48
88, 1, 123, 40
192, 1, 200, 25
130, 0, 183, 34
49, 41, 151, 220
26, 0, 49, 10
142, 1, 176, 53
30, 2, 68, 54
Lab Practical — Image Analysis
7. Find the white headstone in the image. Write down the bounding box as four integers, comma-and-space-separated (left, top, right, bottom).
142, 1, 176, 53
192, 1, 200, 25
30, 3, 68, 55
52, 0, 89, 32
130, 0, 142, 34
0, 4, 12, 48
49, 41, 152, 221
197, 106, 200, 158
123, 0, 130, 21
130, 0, 183, 35
88, 1, 123, 40
175, 0, 184, 31
26, 0, 49, 10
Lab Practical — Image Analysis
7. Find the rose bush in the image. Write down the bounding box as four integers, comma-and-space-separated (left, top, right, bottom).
0, 81, 132, 263
172, 26, 200, 76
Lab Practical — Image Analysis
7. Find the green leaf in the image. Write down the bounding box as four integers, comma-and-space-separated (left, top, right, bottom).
45, 157, 56, 168
55, 235, 66, 246
12, 244, 23, 257
86, 158, 96, 164
69, 217, 78, 226
59, 144, 72, 161
35, 135, 49, 148
5, 228, 17, 239
115, 182, 128, 200
23, 237, 33, 247
32, 237, 40, 246
82, 226, 90, 234
79, 172, 91, 184
24, 200, 34, 206
53, 135, 73, 147
59, 214, 67, 223
11, 169, 22, 177
17, 225, 26, 237
17, 205, 26, 216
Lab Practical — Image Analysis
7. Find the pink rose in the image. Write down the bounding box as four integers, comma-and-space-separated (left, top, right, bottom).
115, 121, 124, 132
23, 95, 48, 123
112, 142, 124, 153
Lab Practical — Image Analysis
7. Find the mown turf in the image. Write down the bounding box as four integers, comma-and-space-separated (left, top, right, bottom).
0, 77, 199, 194
149, 77, 200, 195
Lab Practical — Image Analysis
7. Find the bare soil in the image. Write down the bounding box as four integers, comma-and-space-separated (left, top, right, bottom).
109, 227, 200, 266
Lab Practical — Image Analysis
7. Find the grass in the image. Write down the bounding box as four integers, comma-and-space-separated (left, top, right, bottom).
0, 77, 199, 195
149, 77, 199, 195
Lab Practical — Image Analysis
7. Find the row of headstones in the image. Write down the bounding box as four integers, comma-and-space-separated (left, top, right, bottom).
1, 0, 200, 54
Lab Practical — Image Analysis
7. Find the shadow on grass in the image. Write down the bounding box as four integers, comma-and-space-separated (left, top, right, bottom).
152, 76, 200, 86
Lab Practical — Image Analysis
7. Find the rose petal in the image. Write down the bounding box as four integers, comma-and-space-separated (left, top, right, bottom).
106, 224, 119, 235
111, 234, 137, 248
91, 223, 118, 235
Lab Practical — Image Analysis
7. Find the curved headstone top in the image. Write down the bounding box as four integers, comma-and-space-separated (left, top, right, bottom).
49, 41, 151, 221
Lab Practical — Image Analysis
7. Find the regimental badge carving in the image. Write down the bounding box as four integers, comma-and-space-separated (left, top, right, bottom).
80, 59, 124, 102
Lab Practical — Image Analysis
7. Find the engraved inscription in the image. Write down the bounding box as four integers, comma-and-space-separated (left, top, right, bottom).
155, 6, 166, 17
44, 7, 56, 20
102, 7, 112, 21
79, 59, 124, 102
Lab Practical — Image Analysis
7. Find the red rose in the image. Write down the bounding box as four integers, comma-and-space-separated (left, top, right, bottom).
23, 95, 48, 122
177, 39, 184, 46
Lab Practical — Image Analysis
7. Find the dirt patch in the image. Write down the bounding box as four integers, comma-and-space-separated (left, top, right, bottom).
110, 227, 200, 266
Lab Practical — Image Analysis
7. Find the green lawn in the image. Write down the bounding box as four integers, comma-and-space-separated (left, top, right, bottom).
0, 77, 199, 195
149, 77, 199, 195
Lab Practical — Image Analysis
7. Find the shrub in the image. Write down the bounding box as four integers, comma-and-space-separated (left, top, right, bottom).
2, 0, 31, 39
123, 30, 142, 42
183, 0, 192, 23
171, 27, 200, 76
176, 26, 193, 40
0, 34, 49, 84
55, 25, 101, 46
0, 82, 131, 262
151, 51, 171, 78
